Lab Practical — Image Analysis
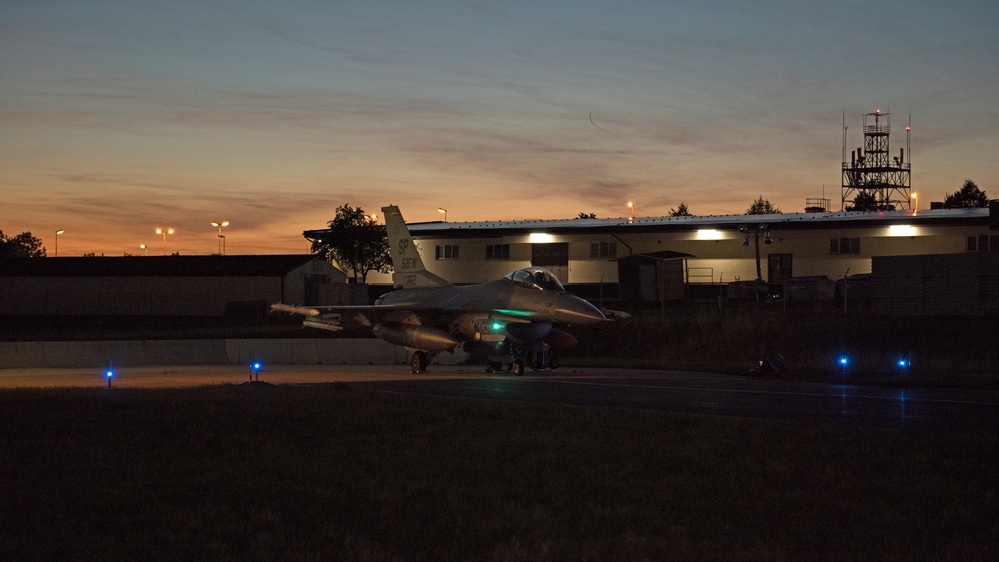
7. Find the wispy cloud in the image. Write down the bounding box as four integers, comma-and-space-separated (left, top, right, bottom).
2, 0, 997, 252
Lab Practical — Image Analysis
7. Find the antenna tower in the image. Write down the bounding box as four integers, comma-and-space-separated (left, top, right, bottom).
841, 109, 911, 211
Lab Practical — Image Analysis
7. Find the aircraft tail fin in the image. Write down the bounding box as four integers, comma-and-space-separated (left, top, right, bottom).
382, 205, 450, 289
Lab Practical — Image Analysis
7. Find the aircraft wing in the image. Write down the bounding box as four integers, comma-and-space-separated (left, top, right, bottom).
271, 302, 428, 329
271, 302, 542, 331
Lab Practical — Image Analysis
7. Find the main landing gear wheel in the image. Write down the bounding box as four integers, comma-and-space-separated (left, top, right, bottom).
511, 359, 525, 377
410, 351, 428, 374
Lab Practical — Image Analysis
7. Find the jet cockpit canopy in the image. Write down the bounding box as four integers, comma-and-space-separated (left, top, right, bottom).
504, 267, 566, 292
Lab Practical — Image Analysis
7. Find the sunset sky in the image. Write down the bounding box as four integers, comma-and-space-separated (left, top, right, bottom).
2, 1, 997, 256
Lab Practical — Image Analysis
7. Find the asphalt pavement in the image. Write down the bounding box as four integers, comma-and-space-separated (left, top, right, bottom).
3, 364, 998, 431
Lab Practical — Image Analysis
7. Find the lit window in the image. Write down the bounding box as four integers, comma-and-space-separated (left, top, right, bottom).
485, 244, 510, 259
435, 245, 459, 260
830, 238, 860, 255
590, 242, 617, 259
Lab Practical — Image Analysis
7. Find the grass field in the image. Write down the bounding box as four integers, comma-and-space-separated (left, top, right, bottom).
2, 383, 997, 561
573, 303, 999, 381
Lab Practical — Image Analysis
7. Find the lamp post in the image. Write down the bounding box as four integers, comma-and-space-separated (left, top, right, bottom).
211, 221, 229, 255
156, 228, 174, 255
54, 229, 63, 257
740, 224, 773, 282
438, 207, 447, 222
911, 193, 918, 215
627, 201, 635, 221
140, 244, 148, 256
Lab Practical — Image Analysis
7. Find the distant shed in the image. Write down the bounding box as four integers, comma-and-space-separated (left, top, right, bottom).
0, 255, 346, 316
614, 250, 691, 303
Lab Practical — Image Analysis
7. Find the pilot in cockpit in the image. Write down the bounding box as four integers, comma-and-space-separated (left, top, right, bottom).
505, 267, 566, 292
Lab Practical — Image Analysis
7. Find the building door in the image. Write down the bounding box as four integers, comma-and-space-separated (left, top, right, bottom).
532, 243, 569, 284
639, 264, 657, 301
767, 254, 793, 284
304, 274, 330, 305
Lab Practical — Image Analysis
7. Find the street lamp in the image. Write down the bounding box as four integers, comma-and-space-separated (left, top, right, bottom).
156, 228, 174, 255
211, 221, 229, 255
54, 229, 64, 257
627, 201, 635, 220
911, 193, 918, 215
740, 224, 773, 281
438, 207, 447, 222
140, 244, 148, 256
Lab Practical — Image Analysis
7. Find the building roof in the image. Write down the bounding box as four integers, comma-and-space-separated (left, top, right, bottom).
0, 254, 337, 277
407, 208, 990, 237
304, 208, 990, 241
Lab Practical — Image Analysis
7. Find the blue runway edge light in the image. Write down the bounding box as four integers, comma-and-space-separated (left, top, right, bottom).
837, 355, 849, 374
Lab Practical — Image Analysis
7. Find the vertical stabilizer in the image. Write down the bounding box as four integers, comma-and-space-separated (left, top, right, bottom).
381, 205, 451, 288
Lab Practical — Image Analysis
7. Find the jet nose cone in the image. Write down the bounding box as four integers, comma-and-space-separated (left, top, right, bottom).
555, 295, 606, 325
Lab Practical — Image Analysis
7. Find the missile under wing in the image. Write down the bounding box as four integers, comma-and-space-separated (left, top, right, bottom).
272, 205, 609, 375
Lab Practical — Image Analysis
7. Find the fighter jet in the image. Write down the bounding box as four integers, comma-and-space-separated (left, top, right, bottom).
272, 205, 610, 375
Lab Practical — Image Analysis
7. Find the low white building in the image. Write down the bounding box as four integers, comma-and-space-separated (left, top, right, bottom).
310, 206, 998, 306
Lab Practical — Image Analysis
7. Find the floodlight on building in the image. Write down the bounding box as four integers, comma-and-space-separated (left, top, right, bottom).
888, 225, 916, 237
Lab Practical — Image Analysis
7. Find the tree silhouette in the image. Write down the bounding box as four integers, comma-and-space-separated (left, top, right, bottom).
309, 204, 391, 283
575, 212, 597, 219
944, 179, 989, 209
845, 191, 880, 212
745, 196, 781, 215
0, 230, 46, 257
669, 202, 692, 217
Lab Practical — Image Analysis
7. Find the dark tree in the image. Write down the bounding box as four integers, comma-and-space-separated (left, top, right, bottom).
310, 204, 391, 283
0, 230, 46, 257
944, 179, 989, 209
575, 212, 597, 219
669, 202, 692, 217
845, 191, 880, 212
746, 196, 782, 215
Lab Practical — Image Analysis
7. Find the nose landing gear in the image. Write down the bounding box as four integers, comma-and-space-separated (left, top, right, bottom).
500, 345, 558, 376
511, 359, 526, 376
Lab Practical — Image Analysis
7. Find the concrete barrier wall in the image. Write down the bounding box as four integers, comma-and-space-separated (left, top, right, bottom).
223, 339, 412, 366
0, 339, 468, 369
0, 340, 228, 369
